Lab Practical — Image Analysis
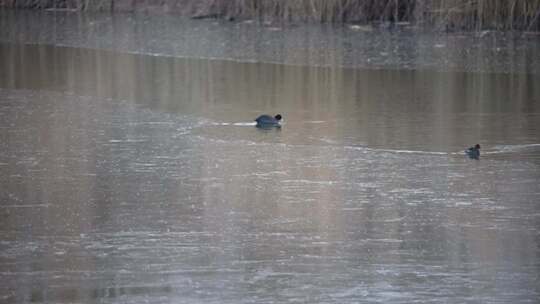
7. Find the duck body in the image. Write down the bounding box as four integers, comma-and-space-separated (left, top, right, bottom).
465, 144, 481, 159
255, 114, 282, 128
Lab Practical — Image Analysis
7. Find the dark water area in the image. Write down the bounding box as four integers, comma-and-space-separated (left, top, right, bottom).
1, 11, 540, 304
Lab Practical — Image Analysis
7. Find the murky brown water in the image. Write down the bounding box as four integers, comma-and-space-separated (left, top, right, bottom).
1, 42, 540, 303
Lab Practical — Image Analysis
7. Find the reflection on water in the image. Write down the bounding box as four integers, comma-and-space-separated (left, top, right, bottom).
1, 43, 539, 151
1, 43, 540, 303
1, 10, 540, 74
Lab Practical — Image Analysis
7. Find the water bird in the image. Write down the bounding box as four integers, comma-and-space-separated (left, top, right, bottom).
465, 144, 481, 159
255, 114, 282, 128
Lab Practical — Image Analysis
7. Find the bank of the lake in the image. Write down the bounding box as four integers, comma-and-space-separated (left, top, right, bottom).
1, 0, 540, 31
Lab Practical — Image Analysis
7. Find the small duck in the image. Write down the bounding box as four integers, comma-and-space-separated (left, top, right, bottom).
255, 114, 282, 128
465, 144, 481, 159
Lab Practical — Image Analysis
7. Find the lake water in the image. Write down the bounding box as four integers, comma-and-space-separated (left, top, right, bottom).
1, 12, 540, 304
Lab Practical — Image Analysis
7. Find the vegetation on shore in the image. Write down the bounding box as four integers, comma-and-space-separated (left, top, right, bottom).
1, 0, 539, 31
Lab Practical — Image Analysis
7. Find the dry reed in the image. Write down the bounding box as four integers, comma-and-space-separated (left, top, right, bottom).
1, 0, 539, 30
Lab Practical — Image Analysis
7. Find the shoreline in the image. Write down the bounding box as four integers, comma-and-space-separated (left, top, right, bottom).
1, 0, 539, 31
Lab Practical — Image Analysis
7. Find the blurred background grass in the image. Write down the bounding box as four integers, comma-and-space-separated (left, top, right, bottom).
1, 0, 539, 31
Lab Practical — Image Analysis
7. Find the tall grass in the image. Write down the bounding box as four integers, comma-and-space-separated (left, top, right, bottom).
186, 0, 415, 23
419, 0, 540, 30
1, 0, 539, 30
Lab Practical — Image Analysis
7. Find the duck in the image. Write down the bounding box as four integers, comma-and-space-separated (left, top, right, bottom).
465, 144, 481, 159
255, 114, 282, 128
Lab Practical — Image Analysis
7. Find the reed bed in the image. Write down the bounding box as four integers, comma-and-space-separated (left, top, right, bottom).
1, 0, 539, 30
419, 0, 540, 30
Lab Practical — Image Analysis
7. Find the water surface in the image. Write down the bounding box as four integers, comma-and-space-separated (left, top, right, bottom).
1, 10, 540, 74
1, 42, 540, 303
